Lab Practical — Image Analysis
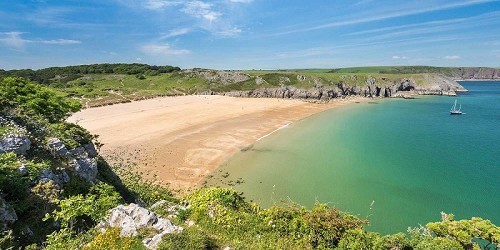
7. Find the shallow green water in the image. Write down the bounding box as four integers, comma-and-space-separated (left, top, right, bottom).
207, 81, 500, 234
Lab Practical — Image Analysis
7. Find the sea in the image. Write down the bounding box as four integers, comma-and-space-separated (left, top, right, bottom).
207, 81, 500, 235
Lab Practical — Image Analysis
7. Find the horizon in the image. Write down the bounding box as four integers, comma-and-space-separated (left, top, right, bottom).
2, 64, 500, 72
1, 0, 500, 70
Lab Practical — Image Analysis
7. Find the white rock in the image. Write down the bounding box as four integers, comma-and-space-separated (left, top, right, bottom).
0, 197, 17, 230
0, 134, 31, 155
105, 203, 183, 249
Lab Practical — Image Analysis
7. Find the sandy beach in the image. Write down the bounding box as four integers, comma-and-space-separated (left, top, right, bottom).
68, 95, 363, 191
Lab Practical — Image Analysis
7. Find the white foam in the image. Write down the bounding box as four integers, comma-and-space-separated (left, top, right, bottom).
256, 123, 291, 141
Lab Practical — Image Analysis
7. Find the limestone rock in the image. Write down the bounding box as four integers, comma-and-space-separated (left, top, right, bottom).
18, 164, 29, 176
106, 203, 182, 236
0, 134, 31, 155
104, 203, 182, 249
83, 143, 98, 158
0, 197, 18, 230
39, 168, 70, 188
184, 69, 250, 84
69, 158, 98, 183
47, 138, 69, 157
255, 76, 266, 85
47, 138, 99, 183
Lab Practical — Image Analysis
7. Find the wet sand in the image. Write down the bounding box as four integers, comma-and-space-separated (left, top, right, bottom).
68, 95, 365, 192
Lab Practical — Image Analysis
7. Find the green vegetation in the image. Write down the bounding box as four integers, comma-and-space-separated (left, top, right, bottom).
0, 63, 180, 85
0, 64, 463, 107
1, 76, 498, 249
0, 77, 80, 122
329, 65, 499, 76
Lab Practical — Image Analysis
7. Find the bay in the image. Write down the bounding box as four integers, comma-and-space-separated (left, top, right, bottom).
207, 81, 500, 234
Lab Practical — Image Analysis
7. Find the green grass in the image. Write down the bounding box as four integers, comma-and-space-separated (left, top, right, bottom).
45, 68, 451, 107
0, 125, 8, 136
50, 73, 210, 107
327, 65, 499, 76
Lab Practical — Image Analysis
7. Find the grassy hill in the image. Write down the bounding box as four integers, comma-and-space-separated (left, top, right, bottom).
2, 64, 496, 107
329, 66, 500, 78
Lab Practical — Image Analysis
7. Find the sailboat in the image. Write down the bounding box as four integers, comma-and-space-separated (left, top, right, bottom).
450, 100, 464, 115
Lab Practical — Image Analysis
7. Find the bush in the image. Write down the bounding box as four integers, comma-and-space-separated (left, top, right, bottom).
0, 152, 47, 213
83, 227, 145, 250
47, 183, 122, 231
48, 122, 95, 150
158, 227, 217, 250
0, 77, 81, 122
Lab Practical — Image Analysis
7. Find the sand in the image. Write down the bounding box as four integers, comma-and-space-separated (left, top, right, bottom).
68, 95, 363, 192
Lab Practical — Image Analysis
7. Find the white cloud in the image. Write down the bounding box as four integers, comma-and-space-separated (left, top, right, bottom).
136, 0, 243, 37
136, 57, 143, 61
214, 27, 242, 37
392, 55, 408, 59
0, 32, 80, 50
443, 55, 461, 60
274, 0, 499, 36
182, 1, 221, 22
0, 32, 28, 50
144, 0, 183, 10
41, 39, 81, 45
161, 28, 190, 39
228, 0, 253, 3
140, 43, 191, 55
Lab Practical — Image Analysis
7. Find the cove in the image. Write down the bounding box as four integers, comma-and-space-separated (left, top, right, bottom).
207, 81, 500, 234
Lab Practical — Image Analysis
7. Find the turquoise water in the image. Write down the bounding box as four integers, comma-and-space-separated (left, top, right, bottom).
207, 81, 500, 234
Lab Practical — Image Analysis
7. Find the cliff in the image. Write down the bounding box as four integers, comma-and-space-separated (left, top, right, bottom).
331, 66, 500, 80
197, 71, 467, 101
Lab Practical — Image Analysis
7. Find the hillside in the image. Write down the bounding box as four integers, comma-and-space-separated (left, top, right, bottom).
1, 64, 473, 108
329, 66, 500, 79
1, 77, 499, 249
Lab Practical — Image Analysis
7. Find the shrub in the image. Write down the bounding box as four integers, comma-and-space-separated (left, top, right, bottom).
47, 183, 122, 231
83, 227, 145, 250
0, 152, 47, 213
48, 122, 95, 150
158, 227, 217, 250
0, 77, 81, 122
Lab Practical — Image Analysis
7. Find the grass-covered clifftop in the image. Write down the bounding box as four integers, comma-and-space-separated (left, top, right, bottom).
1, 64, 474, 107
329, 66, 500, 79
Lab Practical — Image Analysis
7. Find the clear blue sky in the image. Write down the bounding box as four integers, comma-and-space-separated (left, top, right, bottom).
1, 0, 499, 70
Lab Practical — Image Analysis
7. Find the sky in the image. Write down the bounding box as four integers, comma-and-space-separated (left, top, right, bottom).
1, 0, 499, 70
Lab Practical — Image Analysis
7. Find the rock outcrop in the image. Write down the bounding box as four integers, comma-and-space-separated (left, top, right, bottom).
183, 69, 251, 84
448, 67, 500, 80
100, 203, 183, 249
220, 74, 467, 101
38, 168, 70, 189
47, 138, 98, 183
0, 134, 31, 155
0, 197, 18, 230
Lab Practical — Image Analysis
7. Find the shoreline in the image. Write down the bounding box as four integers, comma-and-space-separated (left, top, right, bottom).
456, 79, 500, 82
68, 95, 370, 193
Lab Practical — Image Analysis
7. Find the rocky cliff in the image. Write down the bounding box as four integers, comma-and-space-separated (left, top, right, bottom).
200, 73, 467, 101
447, 67, 500, 80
